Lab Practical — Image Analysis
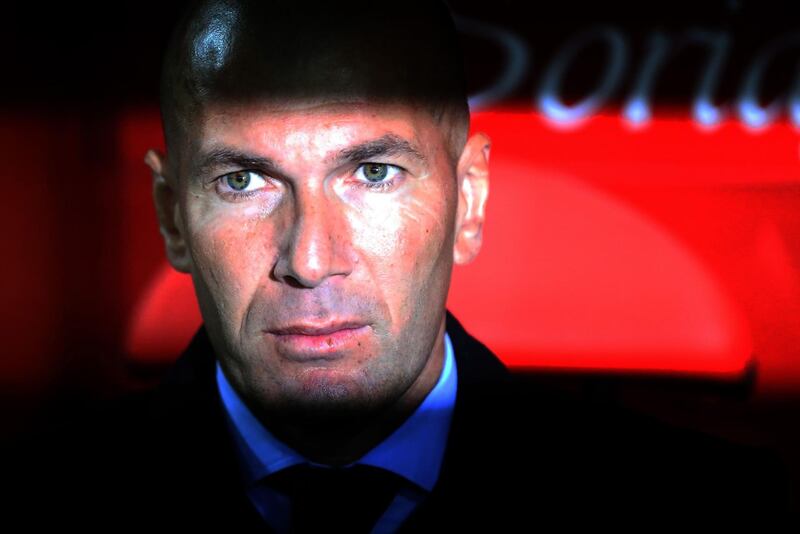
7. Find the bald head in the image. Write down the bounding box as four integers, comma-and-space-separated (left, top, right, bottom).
158, 0, 470, 179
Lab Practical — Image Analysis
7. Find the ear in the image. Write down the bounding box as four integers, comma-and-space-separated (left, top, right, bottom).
145, 149, 193, 274
453, 132, 490, 265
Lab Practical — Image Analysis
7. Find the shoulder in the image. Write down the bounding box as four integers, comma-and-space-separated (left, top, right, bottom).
3, 384, 170, 476
500, 377, 793, 524
450, 377, 791, 527
442, 312, 793, 525
1, 383, 222, 528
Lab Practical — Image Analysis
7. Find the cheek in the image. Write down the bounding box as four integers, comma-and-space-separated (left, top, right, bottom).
346, 186, 453, 317
185, 202, 277, 326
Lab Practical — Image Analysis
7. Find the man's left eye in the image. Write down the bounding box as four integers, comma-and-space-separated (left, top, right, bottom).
355, 163, 402, 183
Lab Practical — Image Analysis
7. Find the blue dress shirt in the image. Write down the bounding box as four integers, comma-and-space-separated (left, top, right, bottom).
215, 332, 458, 534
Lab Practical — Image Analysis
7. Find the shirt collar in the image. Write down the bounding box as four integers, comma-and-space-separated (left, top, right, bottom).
216, 331, 458, 493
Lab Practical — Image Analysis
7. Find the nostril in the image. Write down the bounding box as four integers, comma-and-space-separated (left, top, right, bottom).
283, 274, 307, 289
270, 259, 315, 288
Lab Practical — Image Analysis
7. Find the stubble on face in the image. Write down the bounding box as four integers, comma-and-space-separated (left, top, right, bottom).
178, 101, 458, 456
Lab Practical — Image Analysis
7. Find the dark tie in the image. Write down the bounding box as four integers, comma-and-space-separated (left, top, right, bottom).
264, 463, 407, 534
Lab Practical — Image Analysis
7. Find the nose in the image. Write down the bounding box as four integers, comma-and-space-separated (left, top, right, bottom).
272, 188, 353, 288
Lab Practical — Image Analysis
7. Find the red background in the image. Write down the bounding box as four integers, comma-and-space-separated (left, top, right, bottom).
1, 0, 799, 511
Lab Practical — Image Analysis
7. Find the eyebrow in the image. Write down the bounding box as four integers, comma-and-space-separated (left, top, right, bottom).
193, 148, 285, 180
327, 134, 427, 166
193, 133, 427, 180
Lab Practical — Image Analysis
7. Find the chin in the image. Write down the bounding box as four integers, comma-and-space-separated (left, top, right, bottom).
296, 366, 364, 400
296, 366, 401, 412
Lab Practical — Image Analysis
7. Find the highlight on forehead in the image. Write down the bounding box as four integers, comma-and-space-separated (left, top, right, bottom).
158, 0, 470, 171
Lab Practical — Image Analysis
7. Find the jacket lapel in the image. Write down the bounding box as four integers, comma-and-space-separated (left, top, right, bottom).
393, 311, 521, 531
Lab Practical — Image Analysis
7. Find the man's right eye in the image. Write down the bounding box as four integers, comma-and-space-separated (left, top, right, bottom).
220, 171, 267, 193
215, 171, 268, 200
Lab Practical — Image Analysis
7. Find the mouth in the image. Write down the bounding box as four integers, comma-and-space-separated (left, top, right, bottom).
265, 321, 371, 360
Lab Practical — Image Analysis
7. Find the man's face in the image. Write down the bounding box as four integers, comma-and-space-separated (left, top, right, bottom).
164, 100, 474, 423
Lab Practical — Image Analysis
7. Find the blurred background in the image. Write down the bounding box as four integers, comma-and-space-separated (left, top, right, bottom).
2, 0, 799, 509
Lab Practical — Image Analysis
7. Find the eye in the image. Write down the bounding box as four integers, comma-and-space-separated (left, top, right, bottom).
217, 170, 269, 197
354, 163, 403, 188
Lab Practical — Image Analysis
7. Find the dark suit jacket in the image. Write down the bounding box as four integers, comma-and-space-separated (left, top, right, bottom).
4, 310, 794, 530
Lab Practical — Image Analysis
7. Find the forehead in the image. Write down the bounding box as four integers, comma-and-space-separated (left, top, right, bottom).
193, 100, 445, 160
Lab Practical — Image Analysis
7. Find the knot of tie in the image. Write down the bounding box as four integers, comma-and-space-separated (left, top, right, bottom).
264, 463, 407, 534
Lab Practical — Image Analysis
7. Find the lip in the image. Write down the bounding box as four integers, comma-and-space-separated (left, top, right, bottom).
265, 321, 370, 360
269, 320, 367, 336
